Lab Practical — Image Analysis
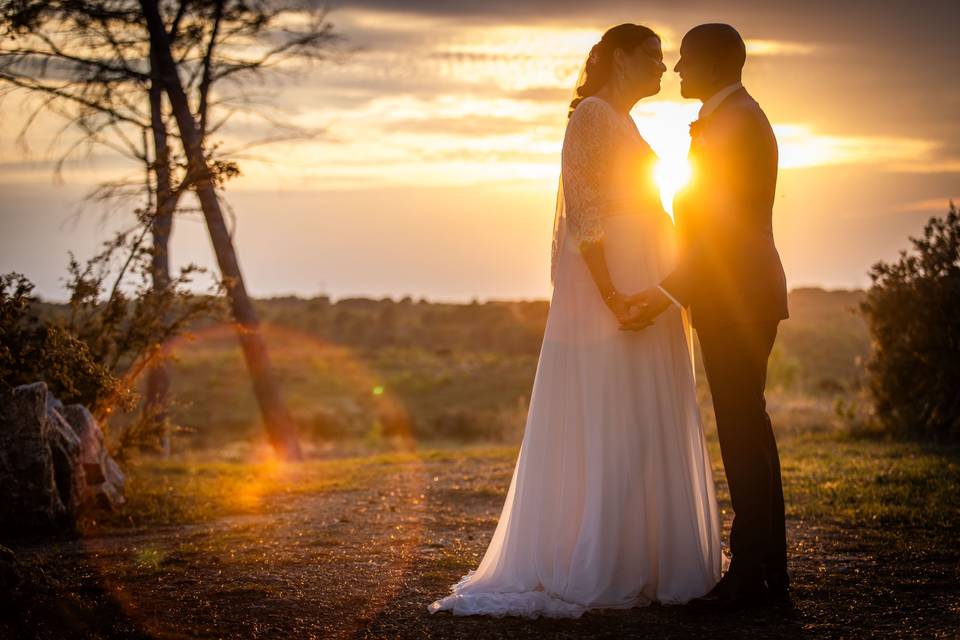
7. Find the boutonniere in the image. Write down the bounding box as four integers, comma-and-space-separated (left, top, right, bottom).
689, 119, 706, 138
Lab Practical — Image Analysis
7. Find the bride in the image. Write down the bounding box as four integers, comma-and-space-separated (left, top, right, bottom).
428, 23, 722, 618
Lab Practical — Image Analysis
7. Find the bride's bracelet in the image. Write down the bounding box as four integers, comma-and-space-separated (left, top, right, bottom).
602, 289, 619, 303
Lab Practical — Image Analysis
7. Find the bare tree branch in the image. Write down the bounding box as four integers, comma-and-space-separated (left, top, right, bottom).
197, 0, 223, 137
0, 70, 151, 127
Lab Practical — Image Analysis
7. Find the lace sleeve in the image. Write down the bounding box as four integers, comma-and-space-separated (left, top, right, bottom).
561, 98, 617, 245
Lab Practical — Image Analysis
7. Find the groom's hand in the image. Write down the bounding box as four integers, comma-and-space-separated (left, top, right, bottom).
619, 288, 671, 331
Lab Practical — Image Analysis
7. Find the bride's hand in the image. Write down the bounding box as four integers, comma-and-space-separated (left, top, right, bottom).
620, 288, 669, 331
604, 292, 650, 328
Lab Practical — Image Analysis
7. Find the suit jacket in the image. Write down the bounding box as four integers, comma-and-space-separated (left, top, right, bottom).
660, 87, 789, 329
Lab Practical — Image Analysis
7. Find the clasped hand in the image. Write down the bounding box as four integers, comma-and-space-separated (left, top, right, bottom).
606, 287, 672, 331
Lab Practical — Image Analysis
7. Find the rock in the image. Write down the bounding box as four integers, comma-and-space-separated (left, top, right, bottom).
0, 383, 127, 538
44, 393, 64, 417
47, 408, 86, 515
103, 456, 125, 493
0, 383, 68, 536
91, 479, 125, 510
0, 544, 22, 593
61, 404, 104, 466
62, 404, 124, 510
82, 462, 106, 485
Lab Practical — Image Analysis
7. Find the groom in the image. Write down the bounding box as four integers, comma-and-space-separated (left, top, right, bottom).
625, 23, 790, 610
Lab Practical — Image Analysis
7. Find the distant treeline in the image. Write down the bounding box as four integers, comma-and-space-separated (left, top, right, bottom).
252, 296, 550, 356
249, 288, 869, 393
34, 288, 870, 446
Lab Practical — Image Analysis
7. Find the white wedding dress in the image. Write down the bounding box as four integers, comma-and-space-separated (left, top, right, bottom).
428, 96, 722, 619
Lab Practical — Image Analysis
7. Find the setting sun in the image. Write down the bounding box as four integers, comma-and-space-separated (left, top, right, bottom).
653, 156, 693, 219
631, 101, 699, 219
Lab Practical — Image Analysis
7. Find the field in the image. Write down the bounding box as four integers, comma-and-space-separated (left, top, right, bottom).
4, 401, 959, 639
111, 287, 871, 450
8, 287, 954, 639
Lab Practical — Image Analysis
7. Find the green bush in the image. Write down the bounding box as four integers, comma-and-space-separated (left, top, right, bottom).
861, 203, 960, 440
0, 273, 124, 407
1, 227, 222, 456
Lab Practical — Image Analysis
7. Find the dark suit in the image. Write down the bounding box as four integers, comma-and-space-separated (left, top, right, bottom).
661, 87, 789, 585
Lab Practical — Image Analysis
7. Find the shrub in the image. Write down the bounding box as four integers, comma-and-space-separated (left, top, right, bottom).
0, 273, 124, 407
1, 228, 222, 454
62, 231, 221, 383
860, 203, 960, 440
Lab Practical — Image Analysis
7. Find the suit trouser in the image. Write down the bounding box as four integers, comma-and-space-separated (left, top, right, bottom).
697, 320, 787, 583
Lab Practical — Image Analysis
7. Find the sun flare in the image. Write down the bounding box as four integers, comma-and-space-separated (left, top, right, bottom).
653, 157, 692, 219
631, 101, 699, 220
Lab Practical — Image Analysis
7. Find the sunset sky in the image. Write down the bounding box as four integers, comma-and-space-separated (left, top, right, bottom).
1, 0, 958, 301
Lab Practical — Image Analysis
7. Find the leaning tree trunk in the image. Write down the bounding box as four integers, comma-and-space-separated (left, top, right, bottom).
144, 64, 176, 457
140, 0, 302, 460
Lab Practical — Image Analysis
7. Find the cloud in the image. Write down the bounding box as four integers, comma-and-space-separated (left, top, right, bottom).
887, 160, 960, 174
382, 115, 551, 136
3, 3, 955, 195
894, 197, 958, 213
774, 125, 940, 170
745, 39, 816, 56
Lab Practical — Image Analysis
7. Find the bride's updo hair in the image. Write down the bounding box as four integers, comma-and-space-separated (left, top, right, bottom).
569, 23, 660, 118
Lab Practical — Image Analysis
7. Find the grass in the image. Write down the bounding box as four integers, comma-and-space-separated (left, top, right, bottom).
87, 446, 517, 529
5, 412, 959, 639
782, 434, 960, 526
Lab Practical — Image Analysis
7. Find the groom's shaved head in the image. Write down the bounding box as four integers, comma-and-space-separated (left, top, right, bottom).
674, 23, 746, 99
684, 24, 746, 78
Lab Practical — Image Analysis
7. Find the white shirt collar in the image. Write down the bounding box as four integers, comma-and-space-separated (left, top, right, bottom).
699, 82, 743, 119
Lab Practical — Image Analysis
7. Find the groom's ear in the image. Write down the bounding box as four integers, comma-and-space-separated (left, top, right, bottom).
709, 60, 722, 84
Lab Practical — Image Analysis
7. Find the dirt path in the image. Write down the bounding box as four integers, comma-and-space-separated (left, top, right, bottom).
3, 444, 959, 639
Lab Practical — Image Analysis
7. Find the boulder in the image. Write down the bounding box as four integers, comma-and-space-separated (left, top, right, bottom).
0, 383, 126, 537
47, 409, 86, 515
0, 383, 68, 535
44, 393, 64, 417
0, 543, 22, 592
92, 479, 125, 511
62, 404, 104, 466
62, 404, 125, 510
103, 456, 125, 493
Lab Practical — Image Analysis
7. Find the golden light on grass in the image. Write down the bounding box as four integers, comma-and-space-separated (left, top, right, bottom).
234, 449, 284, 510
76, 322, 438, 632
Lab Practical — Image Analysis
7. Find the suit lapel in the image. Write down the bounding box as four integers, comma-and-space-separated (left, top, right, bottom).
678, 89, 751, 246
708, 86, 750, 121
693, 88, 750, 145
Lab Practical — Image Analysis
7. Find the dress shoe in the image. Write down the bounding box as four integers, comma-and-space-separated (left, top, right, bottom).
764, 573, 793, 609
689, 568, 769, 613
